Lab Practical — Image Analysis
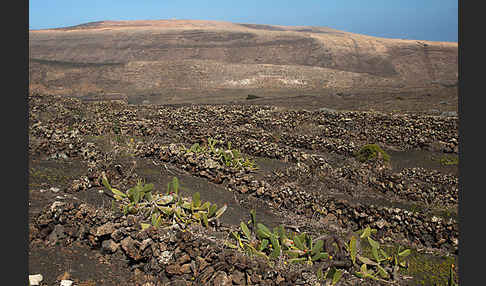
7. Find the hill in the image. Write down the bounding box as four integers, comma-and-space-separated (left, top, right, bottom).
29, 19, 458, 112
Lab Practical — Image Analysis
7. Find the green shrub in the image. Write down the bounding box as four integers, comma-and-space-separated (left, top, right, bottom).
355, 144, 390, 163
438, 154, 459, 166
246, 94, 260, 100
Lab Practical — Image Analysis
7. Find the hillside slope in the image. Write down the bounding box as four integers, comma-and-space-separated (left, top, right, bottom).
29, 19, 458, 112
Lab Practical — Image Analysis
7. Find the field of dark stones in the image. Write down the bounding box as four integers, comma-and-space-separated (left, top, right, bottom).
28, 92, 458, 286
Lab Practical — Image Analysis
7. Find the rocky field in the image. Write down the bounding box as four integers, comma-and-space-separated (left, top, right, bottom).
28, 92, 458, 286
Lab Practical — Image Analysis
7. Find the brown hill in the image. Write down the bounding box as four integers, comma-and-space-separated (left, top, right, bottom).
29, 19, 458, 112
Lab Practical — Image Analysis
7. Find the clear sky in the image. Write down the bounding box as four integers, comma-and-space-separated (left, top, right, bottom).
29, 0, 458, 42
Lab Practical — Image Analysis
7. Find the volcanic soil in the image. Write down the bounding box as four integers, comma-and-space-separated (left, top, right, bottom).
28, 91, 458, 285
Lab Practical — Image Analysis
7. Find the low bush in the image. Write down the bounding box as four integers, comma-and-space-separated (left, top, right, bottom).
246, 94, 260, 100
354, 144, 390, 162
438, 154, 459, 166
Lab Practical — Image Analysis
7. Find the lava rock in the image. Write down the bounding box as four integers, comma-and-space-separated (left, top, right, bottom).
101, 239, 119, 254
213, 271, 232, 286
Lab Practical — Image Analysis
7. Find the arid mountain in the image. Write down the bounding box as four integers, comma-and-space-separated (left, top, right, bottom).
29, 19, 458, 112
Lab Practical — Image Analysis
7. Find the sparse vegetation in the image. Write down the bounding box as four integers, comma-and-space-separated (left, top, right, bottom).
227, 210, 330, 266
402, 251, 456, 285
246, 94, 261, 100
284, 232, 330, 265
102, 175, 227, 229
317, 266, 343, 286
29, 166, 75, 189
28, 92, 458, 285
347, 226, 411, 282
228, 214, 416, 284
438, 154, 459, 166
185, 137, 258, 171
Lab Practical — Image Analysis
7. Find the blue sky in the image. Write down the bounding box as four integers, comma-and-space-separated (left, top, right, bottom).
29, 0, 458, 42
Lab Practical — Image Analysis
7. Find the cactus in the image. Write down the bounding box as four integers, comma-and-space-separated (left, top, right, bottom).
240, 221, 252, 240
318, 267, 344, 286
355, 264, 380, 280
448, 264, 458, 286
184, 137, 258, 171
102, 172, 127, 200
249, 209, 257, 226
289, 257, 306, 264
192, 192, 201, 209
126, 179, 154, 204
231, 210, 284, 260
282, 232, 329, 265
269, 234, 281, 259
187, 142, 203, 154
332, 270, 343, 285
151, 212, 162, 228
208, 203, 218, 217
258, 239, 269, 252
207, 137, 218, 152
102, 176, 226, 229
166, 177, 180, 196
209, 204, 227, 221
201, 212, 209, 227
348, 235, 357, 265
256, 223, 272, 240
347, 226, 410, 282
230, 210, 332, 266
